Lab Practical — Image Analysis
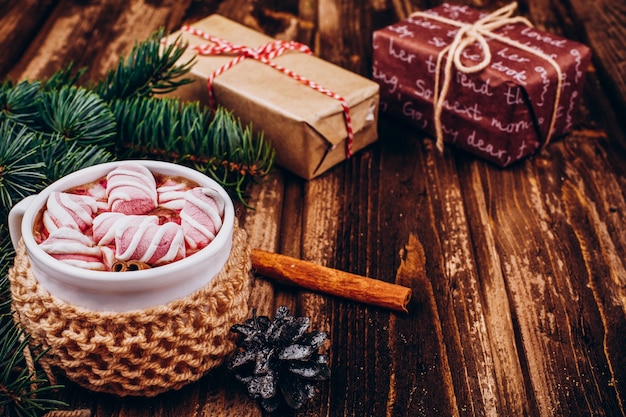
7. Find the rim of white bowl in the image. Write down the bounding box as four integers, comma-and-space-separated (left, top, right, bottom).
21, 160, 235, 284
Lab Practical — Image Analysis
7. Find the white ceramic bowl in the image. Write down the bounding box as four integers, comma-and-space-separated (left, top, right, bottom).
8, 160, 234, 312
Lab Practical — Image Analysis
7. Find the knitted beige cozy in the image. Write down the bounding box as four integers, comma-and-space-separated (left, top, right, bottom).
9, 224, 251, 397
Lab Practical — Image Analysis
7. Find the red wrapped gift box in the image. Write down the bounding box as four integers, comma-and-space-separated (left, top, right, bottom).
372, 2, 592, 166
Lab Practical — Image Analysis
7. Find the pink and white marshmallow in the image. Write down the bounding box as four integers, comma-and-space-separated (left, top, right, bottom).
157, 179, 190, 210
92, 212, 159, 246
39, 227, 105, 270
84, 181, 109, 211
106, 164, 158, 215
115, 221, 185, 266
180, 187, 225, 250
43, 191, 98, 233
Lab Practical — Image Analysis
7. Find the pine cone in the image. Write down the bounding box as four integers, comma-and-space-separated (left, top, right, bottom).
228, 305, 331, 413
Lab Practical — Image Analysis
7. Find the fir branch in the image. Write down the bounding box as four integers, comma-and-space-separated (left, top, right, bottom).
0, 227, 12, 315
42, 63, 86, 91
95, 28, 196, 101
0, 120, 46, 214
194, 109, 274, 206
110, 96, 274, 204
0, 322, 67, 417
0, 80, 42, 128
37, 86, 117, 146
204, 109, 274, 179
37, 140, 114, 184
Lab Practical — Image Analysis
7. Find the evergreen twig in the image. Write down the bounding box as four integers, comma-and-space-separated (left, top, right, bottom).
0, 120, 46, 215
94, 29, 196, 101
42, 63, 86, 91
0, 227, 13, 315
0, 322, 67, 417
111, 97, 275, 204
38, 140, 113, 184
0, 80, 42, 128
38, 86, 117, 145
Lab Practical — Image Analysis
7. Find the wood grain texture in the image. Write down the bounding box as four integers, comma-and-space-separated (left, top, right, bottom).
0, 0, 58, 78
7, 0, 193, 82
2, 0, 625, 416
563, 0, 626, 111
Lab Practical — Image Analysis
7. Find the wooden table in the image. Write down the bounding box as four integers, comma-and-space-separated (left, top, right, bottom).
2, 0, 625, 416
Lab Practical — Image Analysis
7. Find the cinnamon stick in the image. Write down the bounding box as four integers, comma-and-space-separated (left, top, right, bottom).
250, 249, 412, 313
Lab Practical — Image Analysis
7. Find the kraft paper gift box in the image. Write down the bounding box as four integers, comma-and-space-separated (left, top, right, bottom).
166, 15, 380, 180
372, 2, 591, 167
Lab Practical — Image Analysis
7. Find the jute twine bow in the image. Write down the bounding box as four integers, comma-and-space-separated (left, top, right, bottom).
410, 2, 563, 152
182, 26, 355, 157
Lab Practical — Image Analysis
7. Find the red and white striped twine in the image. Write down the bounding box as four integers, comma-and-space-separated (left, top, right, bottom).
181, 25, 354, 158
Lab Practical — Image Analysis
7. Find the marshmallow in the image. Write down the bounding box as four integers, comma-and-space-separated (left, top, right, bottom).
157, 179, 190, 210
43, 192, 98, 233
39, 227, 105, 270
106, 164, 158, 215
180, 187, 225, 250
92, 212, 159, 246
115, 221, 185, 266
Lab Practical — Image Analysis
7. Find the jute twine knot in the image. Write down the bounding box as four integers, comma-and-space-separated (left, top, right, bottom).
9, 222, 252, 397
411, 2, 563, 152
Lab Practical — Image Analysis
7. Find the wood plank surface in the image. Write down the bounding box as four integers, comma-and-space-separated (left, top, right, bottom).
0, 0, 58, 77
564, 0, 626, 113
1, 0, 625, 416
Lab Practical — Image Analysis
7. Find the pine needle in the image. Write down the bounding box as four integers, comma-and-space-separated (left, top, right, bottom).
0, 120, 46, 212
37, 86, 117, 145
95, 28, 196, 101
0, 323, 67, 417
110, 97, 274, 204
37, 140, 114, 183
0, 80, 42, 128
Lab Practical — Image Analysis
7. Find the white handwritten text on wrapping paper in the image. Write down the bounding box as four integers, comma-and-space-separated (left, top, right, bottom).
498, 47, 530, 63
426, 55, 438, 73
456, 73, 493, 96
466, 130, 509, 162
519, 27, 567, 48
420, 56, 495, 97
565, 91, 578, 132
414, 78, 484, 122
515, 141, 529, 159
491, 117, 532, 133
388, 38, 416, 64
429, 37, 448, 48
388, 24, 415, 38
406, 17, 441, 31
442, 124, 459, 143
504, 86, 525, 105
402, 101, 428, 129
443, 100, 482, 121
371, 1, 592, 167
535, 65, 550, 106
441, 3, 476, 18
415, 79, 433, 100
491, 61, 527, 84
570, 49, 584, 83
372, 64, 399, 94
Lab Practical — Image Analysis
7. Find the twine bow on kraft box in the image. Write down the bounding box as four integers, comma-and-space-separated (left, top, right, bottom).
372, 2, 592, 167
166, 15, 380, 180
